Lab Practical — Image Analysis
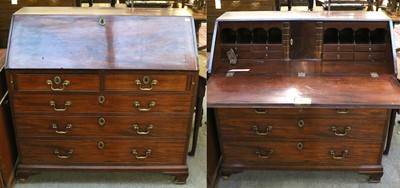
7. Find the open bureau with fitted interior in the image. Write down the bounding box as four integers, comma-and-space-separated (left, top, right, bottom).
207, 11, 400, 182
5, 7, 198, 184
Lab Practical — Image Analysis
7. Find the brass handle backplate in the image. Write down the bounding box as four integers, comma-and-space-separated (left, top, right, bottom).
253, 125, 272, 136
51, 123, 72, 134
329, 150, 348, 160
256, 149, 274, 159
49, 101, 71, 111
331, 126, 351, 136
47, 76, 70, 91
133, 124, 153, 135
134, 101, 156, 112
132, 149, 151, 159
53, 149, 74, 159
135, 76, 158, 91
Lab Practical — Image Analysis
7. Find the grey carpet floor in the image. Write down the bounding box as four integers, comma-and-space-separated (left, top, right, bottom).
217, 114, 400, 188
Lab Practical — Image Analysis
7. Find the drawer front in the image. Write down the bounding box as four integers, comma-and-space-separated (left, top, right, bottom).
323, 52, 353, 60
354, 52, 386, 61
251, 44, 283, 51
12, 94, 192, 113
19, 139, 186, 164
223, 141, 382, 165
221, 44, 251, 52
323, 44, 354, 52
15, 116, 189, 138
216, 108, 388, 118
15, 74, 100, 92
218, 118, 386, 140
104, 74, 190, 92
252, 51, 284, 59
354, 44, 386, 52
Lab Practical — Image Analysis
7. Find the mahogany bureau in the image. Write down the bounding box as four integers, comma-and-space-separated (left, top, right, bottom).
5, 7, 198, 184
207, 11, 400, 183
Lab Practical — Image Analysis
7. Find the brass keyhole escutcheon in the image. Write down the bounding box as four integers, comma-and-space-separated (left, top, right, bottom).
98, 141, 105, 149
98, 96, 105, 104
143, 76, 150, 84
99, 17, 106, 26
54, 76, 61, 85
297, 119, 305, 128
297, 142, 304, 150
98, 117, 106, 126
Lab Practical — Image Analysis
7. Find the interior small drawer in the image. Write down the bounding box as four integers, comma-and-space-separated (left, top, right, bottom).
252, 51, 284, 59
323, 44, 354, 52
354, 44, 386, 52
221, 44, 251, 52
15, 115, 190, 138
104, 73, 191, 92
223, 140, 382, 165
222, 51, 252, 59
354, 52, 386, 61
251, 44, 283, 51
323, 52, 353, 60
14, 74, 100, 92
19, 139, 186, 164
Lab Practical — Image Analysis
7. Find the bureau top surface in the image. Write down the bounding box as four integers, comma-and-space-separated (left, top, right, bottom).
217, 11, 391, 22
207, 74, 400, 108
6, 7, 198, 71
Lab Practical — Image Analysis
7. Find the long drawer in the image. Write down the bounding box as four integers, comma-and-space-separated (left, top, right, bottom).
15, 115, 190, 138
223, 140, 382, 165
11, 93, 192, 113
216, 108, 388, 118
218, 118, 386, 140
19, 139, 186, 164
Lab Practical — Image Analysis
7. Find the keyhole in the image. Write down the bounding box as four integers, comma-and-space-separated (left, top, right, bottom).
99, 17, 106, 26
143, 76, 150, 84
98, 141, 105, 149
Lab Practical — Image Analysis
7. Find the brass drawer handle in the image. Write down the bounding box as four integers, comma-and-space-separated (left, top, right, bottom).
253, 125, 272, 136
47, 76, 70, 91
255, 149, 274, 159
132, 149, 151, 159
329, 150, 348, 160
254, 108, 267, 114
331, 126, 351, 136
53, 149, 74, 159
135, 76, 158, 91
51, 123, 72, 134
336, 54, 341, 59
134, 101, 156, 112
133, 124, 153, 135
336, 109, 349, 114
49, 101, 71, 112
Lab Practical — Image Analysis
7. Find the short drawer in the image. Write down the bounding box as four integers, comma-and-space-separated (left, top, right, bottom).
323, 44, 354, 52
216, 108, 388, 118
14, 74, 100, 92
104, 73, 191, 92
222, 51, 252, 59
251, 44, 283, 51
19, 139, 186, 164
15, 115, 190, 138
223, 140, 382, 165
221, 44, 251, 52
218, 118, 386, 140
354, 44, 386, 52
354, 52, 386, 61
12, 93, 192, 113
323, 52, 353, 60
252, 51, 284, 59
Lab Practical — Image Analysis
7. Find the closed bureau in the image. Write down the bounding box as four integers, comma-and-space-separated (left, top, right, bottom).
207, 11, 400, 183
5, 7, 198, 184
